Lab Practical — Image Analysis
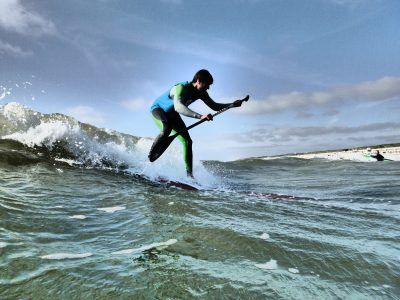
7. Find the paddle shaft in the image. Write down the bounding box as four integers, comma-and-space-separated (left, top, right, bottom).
170, 95, 249, 138
171, 104, 233, 138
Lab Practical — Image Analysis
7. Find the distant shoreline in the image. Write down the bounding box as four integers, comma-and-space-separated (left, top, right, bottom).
285, 144, 400, 161
254, 143, 400, 162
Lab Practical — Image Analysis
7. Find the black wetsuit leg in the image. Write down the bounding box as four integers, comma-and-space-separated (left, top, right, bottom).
149, 108, 193, 175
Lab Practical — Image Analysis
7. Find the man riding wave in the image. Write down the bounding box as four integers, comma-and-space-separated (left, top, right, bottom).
149, 69, 242, 177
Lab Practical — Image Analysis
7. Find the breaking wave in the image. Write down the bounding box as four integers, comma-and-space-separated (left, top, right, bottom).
0, 102, 217, 185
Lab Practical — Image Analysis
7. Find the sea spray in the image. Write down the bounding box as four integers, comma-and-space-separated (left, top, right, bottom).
0, 102, 220, 187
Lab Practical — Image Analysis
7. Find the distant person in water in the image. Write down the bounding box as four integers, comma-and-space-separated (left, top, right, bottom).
370, 150, 385, 161
148, 69, 242, 178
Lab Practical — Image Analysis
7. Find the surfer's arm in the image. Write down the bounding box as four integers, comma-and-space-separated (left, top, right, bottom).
171, 85, 202, 119
201, 92, 238, 111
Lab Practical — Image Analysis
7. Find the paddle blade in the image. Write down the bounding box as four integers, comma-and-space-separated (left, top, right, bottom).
148, 135, 176, 162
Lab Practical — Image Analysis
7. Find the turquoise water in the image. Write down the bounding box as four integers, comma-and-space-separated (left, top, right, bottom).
1, 103, 399, 299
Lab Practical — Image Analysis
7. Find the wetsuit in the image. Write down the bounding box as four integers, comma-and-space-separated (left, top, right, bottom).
149, 81, 230, 175
371, 153, 384, 161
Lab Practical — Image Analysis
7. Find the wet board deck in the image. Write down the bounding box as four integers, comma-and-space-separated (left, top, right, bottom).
156, 177, 199, 191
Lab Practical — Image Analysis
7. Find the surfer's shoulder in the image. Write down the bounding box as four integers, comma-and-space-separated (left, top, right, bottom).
171, 81, 191, 98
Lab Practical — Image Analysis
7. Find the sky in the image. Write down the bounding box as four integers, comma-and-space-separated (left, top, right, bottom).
1, 0, 399, 161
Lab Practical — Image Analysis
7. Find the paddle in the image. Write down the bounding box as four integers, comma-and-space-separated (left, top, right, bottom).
149, 95, 250, 162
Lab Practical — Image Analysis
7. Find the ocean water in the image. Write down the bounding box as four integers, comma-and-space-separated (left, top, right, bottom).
1, 103, 399, 299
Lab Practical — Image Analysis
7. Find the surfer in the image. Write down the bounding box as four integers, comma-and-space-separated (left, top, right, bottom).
370, 150, 385, 161
149, 69, 243, 178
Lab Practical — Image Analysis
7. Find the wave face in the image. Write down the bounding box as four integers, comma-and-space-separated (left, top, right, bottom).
1, 102, 400, 299
0, 102, 139, 167
0, 102, 216, 184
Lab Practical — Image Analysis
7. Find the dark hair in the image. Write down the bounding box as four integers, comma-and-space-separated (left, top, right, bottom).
191, 69, 213, 85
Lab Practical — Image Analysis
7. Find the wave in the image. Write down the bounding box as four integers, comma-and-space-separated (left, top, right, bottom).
3, 102, 397, 194
0, 102, 141, 168
0, 102, 218, 184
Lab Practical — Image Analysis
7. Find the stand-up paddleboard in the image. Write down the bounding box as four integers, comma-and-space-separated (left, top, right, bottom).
128, 173, 199, 191
131, 173, 304, 196
156, 177, 199, 191
362, 153, 376, 161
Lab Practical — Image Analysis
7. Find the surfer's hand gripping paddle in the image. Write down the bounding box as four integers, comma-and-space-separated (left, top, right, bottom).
149, 95, 250, 162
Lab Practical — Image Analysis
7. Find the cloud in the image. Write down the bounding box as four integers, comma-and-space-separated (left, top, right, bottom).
53, 4, 313, 85
235, 121, 400, 143
328, 0, 371, 8
65, 106, 106, 126
0, 0, 56, 36
64, 33, 137, 70
216, 121, 400, 158
0, 39, 33, 57
120, 98, 150, 112
72, 12, 288, 81
159, 0, 183, 4
240, 77, 400, 115
295, 111, 314, 119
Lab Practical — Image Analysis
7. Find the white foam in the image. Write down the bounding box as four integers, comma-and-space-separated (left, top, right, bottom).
1, 103, 136, 169
168, 202, 174, 205
111, 249, 134, 255
69, 215, 87, 220
54, 158, 81, 166
56, 168, 63, 173
97, 206, 126, 213
260, 233, 270, 240
4, 120, 78, 147
2, 102, 36, 125
112, 238, 177, 255
133, 137, 221, 189
41, 252, 92, 260
255, 259, 278, 270
288, 268, 299, 274
1, 103, 220, 188
0, 86, 12, 100
0, 242, 8, 248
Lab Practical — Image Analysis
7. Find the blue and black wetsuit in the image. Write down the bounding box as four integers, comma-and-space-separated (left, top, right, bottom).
149, 81, 230, 176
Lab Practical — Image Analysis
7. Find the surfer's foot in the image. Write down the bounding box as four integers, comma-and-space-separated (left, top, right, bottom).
187, 171, 194, 179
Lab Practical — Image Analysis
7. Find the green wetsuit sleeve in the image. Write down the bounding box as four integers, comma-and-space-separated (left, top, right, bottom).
200, 92, 231, 111
171, 84, 202, 119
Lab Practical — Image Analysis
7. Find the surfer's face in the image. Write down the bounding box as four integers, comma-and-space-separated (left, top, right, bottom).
194, 79, 211, 92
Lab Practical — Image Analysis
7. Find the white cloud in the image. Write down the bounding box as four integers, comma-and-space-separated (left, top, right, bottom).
240, 77, 400, 115
328, 0, 370, 8
120, 98, 150, 111
209, 121, 400, 158
81, 15, 282, 80
0, 0, 56, 36
160, 0, 183, 4
66, 106, 106, 126
0, 39, 32, 57
234, 122, 400, 144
